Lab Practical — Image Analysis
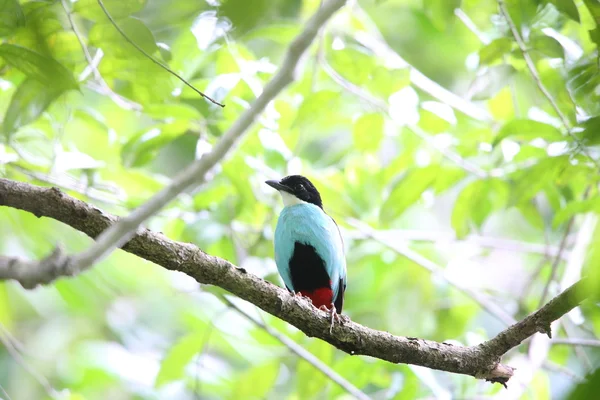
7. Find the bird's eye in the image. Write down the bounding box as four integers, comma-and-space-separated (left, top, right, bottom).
297, 184, 305, 191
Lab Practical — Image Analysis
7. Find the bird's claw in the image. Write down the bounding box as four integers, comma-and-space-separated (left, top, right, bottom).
319, 303, 342, 334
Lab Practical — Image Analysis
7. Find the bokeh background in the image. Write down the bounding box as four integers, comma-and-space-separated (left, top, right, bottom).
1, 0, 599, 398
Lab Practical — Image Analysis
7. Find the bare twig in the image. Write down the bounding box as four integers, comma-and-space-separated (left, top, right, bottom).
96, 0, 224, 107
60, 0, 142, 111
347, 228, 567, 258
220, 296, 370, 400
497, 0, 600, 170
0, 324, 60, 399
1, 0, 347, 288
538, 218, 575, 308
0, 178, 593, 384
550, 338, 600, 347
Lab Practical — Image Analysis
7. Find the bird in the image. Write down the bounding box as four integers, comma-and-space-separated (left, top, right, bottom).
266, 175, 347, 330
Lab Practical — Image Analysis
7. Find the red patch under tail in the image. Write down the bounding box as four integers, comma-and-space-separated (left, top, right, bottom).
299, 287, 334, 309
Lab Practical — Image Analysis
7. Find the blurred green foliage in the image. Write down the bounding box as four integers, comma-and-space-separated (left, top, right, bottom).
0, 0, 599, 399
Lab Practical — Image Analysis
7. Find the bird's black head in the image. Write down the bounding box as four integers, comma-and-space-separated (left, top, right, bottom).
265, 175, 323, 209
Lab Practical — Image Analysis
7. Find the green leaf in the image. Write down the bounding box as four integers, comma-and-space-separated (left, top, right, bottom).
219, 0, 271, 35
0, 44, 78, 91
580, 116, 600, 145
380, 166, 439, 223
431, 167, 466, 194
494, 119, 564, 145
479, 38, 513, 65
121, 124, 188, 167
75, 0, 147, 22
2, 78, 63, 136
452, 178, 509, 238
232, 363, 280, 398
511, 156, 569, 205
144, 103, 203, 121
297, 340, 333, 398
553, 198, 600, 228
155, 332, 208, 387
518, 201, 545, 230
88, 17, 158, 58
293, 90, 341, 130
0, 0, 25, 37
369, 66, 410, 98
567, 61, 600, 116
469, 65, 516, 100
548, 0, 579, 22
329, 45, 377, 86
530, 35, 564, 59
353, 113, 384, 152
243, 24, 300, 44
424, 0, 462, 30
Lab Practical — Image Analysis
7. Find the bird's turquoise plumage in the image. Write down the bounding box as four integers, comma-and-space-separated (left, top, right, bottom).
274, 203, 347, 302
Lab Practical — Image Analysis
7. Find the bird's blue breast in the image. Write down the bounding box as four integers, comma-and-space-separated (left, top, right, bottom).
274, 203, 346, 300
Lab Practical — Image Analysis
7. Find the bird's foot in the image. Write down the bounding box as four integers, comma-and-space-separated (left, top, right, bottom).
295, 291, 313, 304
319, 303, 341, 334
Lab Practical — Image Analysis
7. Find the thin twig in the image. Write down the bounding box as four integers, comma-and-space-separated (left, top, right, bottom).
538, 218, 574, 308
60, 0, 142, 111
0, 384, 11, 400
497, 0, 600, 170
96, 0, 224, 107
220, 296, 371, 400
347, 228, 567, 258
0, 324, 60, 399
550, 338, 600, 347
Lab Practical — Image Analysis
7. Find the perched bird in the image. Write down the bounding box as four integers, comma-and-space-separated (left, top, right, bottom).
266, 175, 347, 327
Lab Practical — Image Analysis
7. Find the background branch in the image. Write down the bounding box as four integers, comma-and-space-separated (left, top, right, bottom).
219, 295, 370, 400
0, 178, 592, 384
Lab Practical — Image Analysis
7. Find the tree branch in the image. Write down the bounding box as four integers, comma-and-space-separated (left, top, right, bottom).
0, 178, 592, 385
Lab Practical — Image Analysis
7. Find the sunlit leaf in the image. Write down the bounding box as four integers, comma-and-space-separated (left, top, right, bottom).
88, 17, 158, 58
75, 0, 147, 22
353, 113, 384, 152
0, 44, 78, 90
2, 78, 63, 136
494, 119, 564, 145
155, 332, 208, 387
479, 38, 513, 65
511, 156, 570, 205
553, 198, 600, 228
232, 362, 279, 398
452, 178, 509, 238
547, 0, 579, 22
530, 35, 564, 59
424, 0, 461, 30
121, 125, 189, 167
468, 65, 516, 100
380, 166, 439, 223
0, 0, 25, 37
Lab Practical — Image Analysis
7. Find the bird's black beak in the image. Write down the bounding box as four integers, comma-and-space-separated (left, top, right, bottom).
265, 179, 292, 193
